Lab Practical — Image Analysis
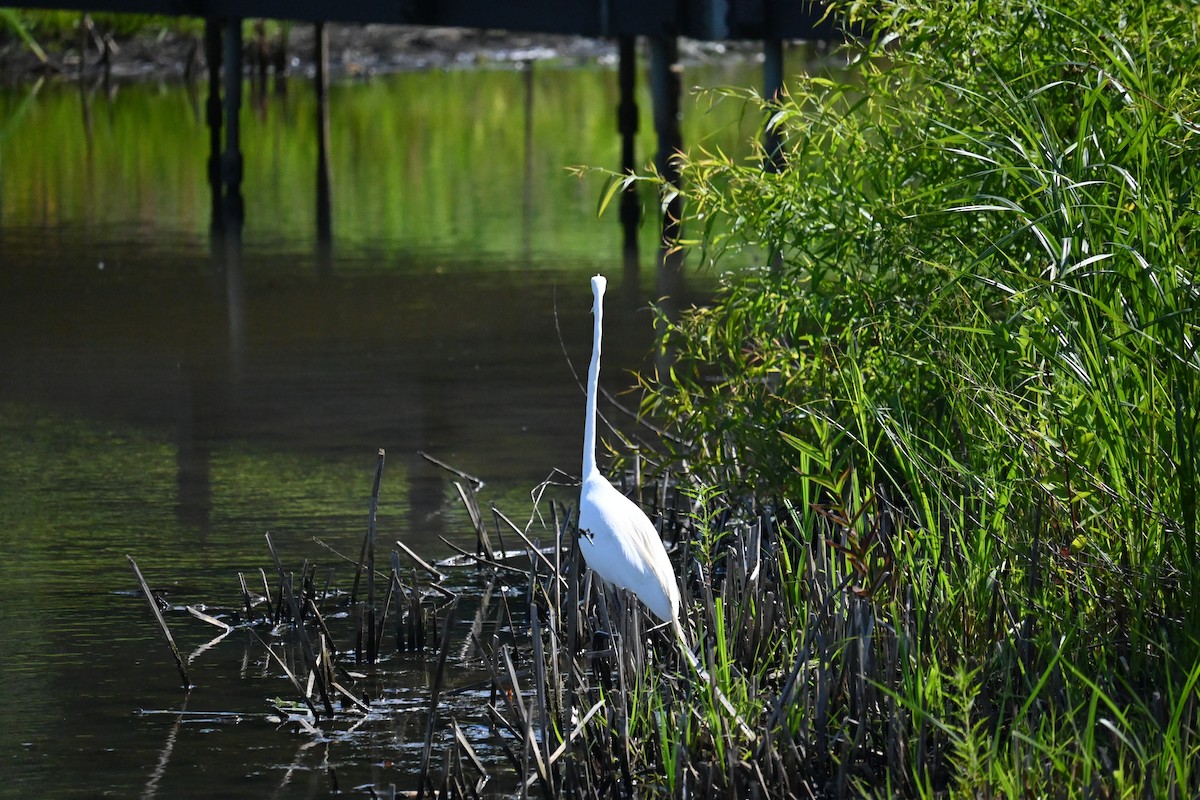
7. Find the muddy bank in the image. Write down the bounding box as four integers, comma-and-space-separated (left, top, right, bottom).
0, 21, 773, 84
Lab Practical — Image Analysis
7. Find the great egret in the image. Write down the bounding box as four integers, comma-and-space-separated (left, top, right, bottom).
576, 274, 754, 740
578, 274, 680, 623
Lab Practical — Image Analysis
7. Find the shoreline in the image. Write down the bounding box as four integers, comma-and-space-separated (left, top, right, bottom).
0, 21, 787, 85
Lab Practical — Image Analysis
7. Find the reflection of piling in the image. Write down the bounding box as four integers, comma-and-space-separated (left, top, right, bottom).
174, 374, 214, 530
315, 21, 333, 245
221, 18, 244, 233
78, 14, 93, 146
617, 35, 639, 267
648, 36, 682, 251
221, 230, 246, 381
521, 63, 534, 259
254, 20, 268, 98
273, 22, 290, 95
204, 19, 223, 234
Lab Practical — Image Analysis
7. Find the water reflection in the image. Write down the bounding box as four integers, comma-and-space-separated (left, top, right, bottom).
0, 53, 791, 796
0, 230, 709, 544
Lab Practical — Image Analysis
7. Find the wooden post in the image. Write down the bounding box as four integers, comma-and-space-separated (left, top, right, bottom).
221, 18, 244, 233
617, 35, 639, 267
315, 21, 332, 244
648, 35, 682, 251
205, 18, 223, 234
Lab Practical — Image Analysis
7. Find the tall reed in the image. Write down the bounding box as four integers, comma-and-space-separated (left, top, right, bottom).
626, 0, 1200, 794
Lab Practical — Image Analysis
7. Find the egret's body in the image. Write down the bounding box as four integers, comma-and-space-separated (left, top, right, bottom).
578, 274, 680, 624
575, 274, 753, 740
579, 472, 679, 622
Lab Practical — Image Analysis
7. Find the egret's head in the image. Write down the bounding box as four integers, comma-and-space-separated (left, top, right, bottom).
591, 274, 607, 306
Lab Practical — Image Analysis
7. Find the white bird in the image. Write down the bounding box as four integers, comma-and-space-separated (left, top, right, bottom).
576, 273, 754, 740
578, 274, 680, 624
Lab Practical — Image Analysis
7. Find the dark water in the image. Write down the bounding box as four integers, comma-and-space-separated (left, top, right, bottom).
0, 53, 779, 797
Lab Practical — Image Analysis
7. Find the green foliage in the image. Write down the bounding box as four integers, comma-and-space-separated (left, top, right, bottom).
0, 9, 200, 46
638, 0, 1200, 794
0, 9, 46, 61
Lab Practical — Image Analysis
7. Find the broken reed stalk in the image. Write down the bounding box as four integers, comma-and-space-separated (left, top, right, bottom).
350, 449, 386, 606
418, 449, 485, 491
502, 643, 552, 796
374, 558, 397, 655
127, 555, 191, 688
494, 506, 567, 592
529, 601, 555, 797
367, 450, 383, 661
237, 571, 256, 623
391, 551, 406, 652
454, 480, 493, 560
396, 536, 446, 581
437, 536, 528, 575
258, 567, 276, 626
410, 568, 425, 650
490, 507, 510, 562
265, 532, 335, 717
253, 630, 322, 721
404, 569, 425, 652
186, 605, 232, 632
451, 718, 489, 789
563, 506, 582, 794
417, 598, 459, 799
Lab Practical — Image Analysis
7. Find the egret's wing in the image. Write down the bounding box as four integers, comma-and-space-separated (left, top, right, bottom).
579, 476, 679, 621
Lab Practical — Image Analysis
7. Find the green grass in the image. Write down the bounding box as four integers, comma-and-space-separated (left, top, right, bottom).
0, 8, 201, 47
531, 0, 1200, 795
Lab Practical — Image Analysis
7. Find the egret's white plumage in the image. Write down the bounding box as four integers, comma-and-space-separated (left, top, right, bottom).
580, 473, 679, 622
573, 274, 754, 740
577, 274, 680, 624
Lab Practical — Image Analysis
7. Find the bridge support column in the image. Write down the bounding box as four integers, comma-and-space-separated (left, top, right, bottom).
221, 18, 244, 234
617, 35, 639, 267
648, 35, 682, 252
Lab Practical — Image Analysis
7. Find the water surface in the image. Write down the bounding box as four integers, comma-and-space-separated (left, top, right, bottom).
0, 52, 780, 797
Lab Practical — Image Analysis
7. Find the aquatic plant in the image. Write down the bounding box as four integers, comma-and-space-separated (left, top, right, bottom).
627, 0, 1200, 794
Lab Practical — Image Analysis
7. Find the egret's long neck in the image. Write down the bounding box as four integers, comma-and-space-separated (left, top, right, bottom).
583, 285, 603, 480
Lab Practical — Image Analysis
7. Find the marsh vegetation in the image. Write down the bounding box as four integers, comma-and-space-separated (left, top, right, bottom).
613, 0, 1200, 795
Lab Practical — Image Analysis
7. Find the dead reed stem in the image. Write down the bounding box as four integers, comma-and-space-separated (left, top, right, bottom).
417, 598, 459, 799
266, 532, 334, 717
127, 555, 191, 688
